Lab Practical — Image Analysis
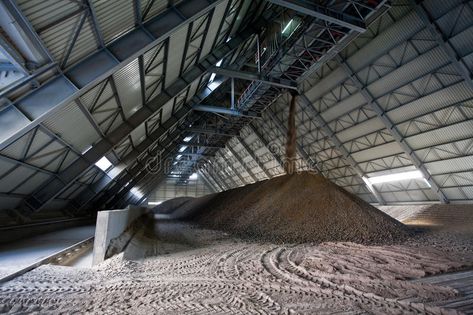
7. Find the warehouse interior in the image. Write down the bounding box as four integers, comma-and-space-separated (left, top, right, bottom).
0, 0, 473, 313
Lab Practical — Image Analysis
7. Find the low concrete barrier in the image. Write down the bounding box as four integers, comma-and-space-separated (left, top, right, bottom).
92, 206, 147, 265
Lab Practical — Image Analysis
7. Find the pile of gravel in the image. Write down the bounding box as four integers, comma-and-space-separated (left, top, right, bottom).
183, 172, 411, 244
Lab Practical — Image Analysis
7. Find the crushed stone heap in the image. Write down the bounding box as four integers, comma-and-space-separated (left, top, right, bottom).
168, 172, 411, 244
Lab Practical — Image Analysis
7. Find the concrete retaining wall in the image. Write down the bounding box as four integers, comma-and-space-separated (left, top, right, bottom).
92, 206, 147, 265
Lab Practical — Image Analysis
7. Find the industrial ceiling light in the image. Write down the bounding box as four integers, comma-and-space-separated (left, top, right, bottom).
95, 156, 112, 171
176, 155, 182, 160
131, 187, 143, 199
209, 59, 223, 83
148, 201, 162, 206
81, 145, 93, 154
183, 136, 193, 142
189, 173, 198, 180
179, 146, 187, 152
282, 19, 293, 34
366, 170, 424, 185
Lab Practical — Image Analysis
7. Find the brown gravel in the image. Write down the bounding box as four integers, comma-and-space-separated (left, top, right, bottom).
153, 196, 194, 214
184, 171, 411, 244
0, 222, 471, 314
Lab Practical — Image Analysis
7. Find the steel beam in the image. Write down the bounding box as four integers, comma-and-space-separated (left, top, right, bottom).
198, 170, 218, 193
187, 127, 240, 137
0, 0, 228, 150
74, 25, 266, 211
221, 163, 240, 188
205, 163, 230, 190
296, 93, 386, 204
17, 20, 263, 214
76, 122, 187, 210
200, 167, 224, 191
248, 123, 284, 168
235, 137, 272, 179
214, 161, 236, 189
193, 104, 261, 118
219, 152, 248, 185
334, 55, 447, 204
226, 145, 259, 182
178, 142, 225, 149
1, 0, 53, 64
413, 1, 473, 90
178, 153, 214, 158
211, 67, 298, 90
95, 133, 182, 209
265, 0, 366, 32
0, 36, 27, 70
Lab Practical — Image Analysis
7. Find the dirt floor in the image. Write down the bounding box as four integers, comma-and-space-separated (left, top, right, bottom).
0, 220, 472, 314
167, 172, 411, 244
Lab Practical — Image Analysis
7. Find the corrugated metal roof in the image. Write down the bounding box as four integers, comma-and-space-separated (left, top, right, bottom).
4, 0, 473, 216
143, 43, 166, 102
367, 47, 450, 99
304, 67, 349, 103
113, 58, 143, 118
347, 11, 424, 72
91, 0, 135, 44
427, 155, 473, 174
423, 0, 464, 20
436, 3, 473, 37
16, 0, 80, 31
0, 166, 35, 192
140, 0, 167, 22
130, 122, 147, 147
199, 0, 229, 61
37, 14, 80, 63
42, 101, 102, 152
449, 26, 473, 58
388, 81, 473, 123
13, 172, 50, 195
66, 18, 99, 67
164, 25, 189, 88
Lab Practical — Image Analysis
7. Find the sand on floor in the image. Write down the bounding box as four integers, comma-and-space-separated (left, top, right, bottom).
0, 220, 472, 315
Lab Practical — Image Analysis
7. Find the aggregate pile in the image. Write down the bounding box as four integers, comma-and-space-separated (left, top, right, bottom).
176, 171, 411, 244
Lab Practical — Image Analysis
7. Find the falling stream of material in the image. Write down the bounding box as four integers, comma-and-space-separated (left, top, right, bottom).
285, 93, 297, 174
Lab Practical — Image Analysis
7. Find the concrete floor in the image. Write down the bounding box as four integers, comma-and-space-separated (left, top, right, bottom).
0, 225, 95, 278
